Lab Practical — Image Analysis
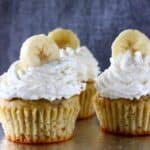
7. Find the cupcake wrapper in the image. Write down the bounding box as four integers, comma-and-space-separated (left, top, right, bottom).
0, 96, 80, 143
78, 81, 98, 119
94, 96, 150, 136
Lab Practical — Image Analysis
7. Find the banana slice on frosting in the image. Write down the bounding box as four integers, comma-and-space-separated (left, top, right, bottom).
112, 29, 150, 57
48, 28, 80, 49
20, 34, 59, 68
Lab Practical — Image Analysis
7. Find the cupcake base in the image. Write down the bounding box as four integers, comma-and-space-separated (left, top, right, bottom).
78, 81, 98, 120
0, 96, 80, 144
94, 95, 150, 136
6, 134, 73, 144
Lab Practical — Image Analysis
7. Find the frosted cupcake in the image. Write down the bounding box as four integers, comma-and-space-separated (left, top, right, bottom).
0, 34, 85, 143
94, 29, 150, 136
49, 28, 100, 119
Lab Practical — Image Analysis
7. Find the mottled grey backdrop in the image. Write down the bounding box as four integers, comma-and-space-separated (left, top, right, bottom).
0, 0, 150, 73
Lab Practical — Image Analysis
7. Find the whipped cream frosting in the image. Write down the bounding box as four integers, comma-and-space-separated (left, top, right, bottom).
0, 58, 86, 100
60, 46, 100, 82
96, 51, 150, 100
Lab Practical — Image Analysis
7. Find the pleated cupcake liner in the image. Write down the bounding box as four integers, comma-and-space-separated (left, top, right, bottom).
94, 96, 150, 136
0, 96, 80, 143
78, 82, 98, 120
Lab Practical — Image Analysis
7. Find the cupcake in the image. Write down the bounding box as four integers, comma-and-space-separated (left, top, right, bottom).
49, 28, 100, 119
0, 34, 85, 143
94, 29, 150, 136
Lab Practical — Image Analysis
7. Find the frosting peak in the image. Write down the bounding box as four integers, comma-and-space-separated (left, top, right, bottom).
96, 51, 150, 100
0, 58, 86, 100
60, 46, 100, 82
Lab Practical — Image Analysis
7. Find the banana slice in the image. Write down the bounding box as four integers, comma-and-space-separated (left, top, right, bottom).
20, 34, 59, 68
48, 28, 80, 49
112, 29, 150, 57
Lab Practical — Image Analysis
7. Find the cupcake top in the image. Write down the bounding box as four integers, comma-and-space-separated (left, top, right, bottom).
96, 29, 150, 100
0, 34, 85, 101
60, 46, 100, 82
48, 28, 100, 82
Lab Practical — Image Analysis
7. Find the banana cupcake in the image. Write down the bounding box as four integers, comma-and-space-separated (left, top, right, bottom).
94, 29, 150, 136
0, 34, 85, 143
48, 28, 100, 119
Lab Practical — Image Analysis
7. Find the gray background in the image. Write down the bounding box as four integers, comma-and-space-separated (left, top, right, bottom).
0, 0, 150, 73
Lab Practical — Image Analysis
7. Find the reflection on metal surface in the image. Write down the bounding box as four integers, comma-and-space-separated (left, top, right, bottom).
0, 117, 150, 150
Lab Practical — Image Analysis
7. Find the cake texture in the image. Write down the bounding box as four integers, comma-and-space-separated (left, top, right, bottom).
94, 95, 150, 136
78, 81, 98, 119
0, 96, 80, 143
94, 29, 150, 136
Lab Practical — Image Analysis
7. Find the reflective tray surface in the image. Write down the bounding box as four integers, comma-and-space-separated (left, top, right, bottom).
0, 117, 150, 150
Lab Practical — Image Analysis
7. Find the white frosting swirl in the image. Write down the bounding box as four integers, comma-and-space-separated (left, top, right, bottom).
60, 46, 100, 81
0, 58, 86, 100
96, 51, 150, 100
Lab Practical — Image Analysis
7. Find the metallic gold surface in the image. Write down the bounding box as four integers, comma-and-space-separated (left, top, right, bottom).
0, 117, 150, 150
